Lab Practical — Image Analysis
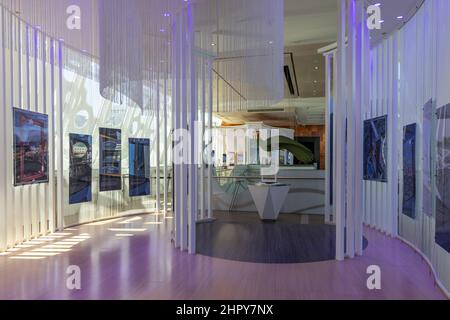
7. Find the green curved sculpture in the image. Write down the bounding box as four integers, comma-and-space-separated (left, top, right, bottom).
264, 136, 314, 164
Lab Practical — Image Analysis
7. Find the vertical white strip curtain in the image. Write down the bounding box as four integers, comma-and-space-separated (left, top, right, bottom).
0, 0, 284, 255
365, 26, 398, 238
171, 2, 215, 252
170, 0, 284, 251
378, 0, 450, 295
324, 52, 333, 225
362, 0, 450, 295
0, 5, 63, 251
335, 0, 369, 260
0, 3, 175, 252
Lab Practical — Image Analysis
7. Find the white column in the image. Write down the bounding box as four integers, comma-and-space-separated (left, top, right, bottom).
332, 50, 338, 224
156, 54, 161, 215
354, 0, 365, 255
345, 0, 356, 258
335, 0, 347, 261
7, 10, 16, 245
389, 33, 399, 237
56, 40, 64, 231
324, 53, 332, 224
180, 10, 189, 251
200, 58, 206, 220
15, 16, 23, 241
173, 16, 181, 248
163, 48, 168, 217
41, 31, 48, 236
207, 58, 213, 220
0, 6, 7, 251
188, 3, 197, 254
49, 38, 56, 233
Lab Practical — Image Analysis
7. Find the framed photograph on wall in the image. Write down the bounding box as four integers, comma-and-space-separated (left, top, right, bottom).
13, 108, 49, 186
129, 138, 150, 197
128, 138, 150, 197
363, 115, 388, 182
436, 104, 450, 253
402, 123, 417, 219
99, 128, 122, 192
423, 99, 433, 216
69, 134, 93, 204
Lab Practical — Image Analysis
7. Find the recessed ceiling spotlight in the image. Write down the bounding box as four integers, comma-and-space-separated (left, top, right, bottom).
314, 66, 319, 70
211, 43, 216, 46
397, 16, 403, 19
374, 3, 381, 7
379, 20, 385, 23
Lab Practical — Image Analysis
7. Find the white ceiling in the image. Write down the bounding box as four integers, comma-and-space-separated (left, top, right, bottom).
367, 0, 425, 45
284, 0, 337, 46
3, 0, 426, 127
284, 0, 425, 47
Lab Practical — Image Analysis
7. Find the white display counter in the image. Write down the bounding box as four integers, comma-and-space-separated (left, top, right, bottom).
211, 166, 325, 215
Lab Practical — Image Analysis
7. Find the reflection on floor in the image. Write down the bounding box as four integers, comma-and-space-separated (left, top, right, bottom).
196, 212, 368, 263
0, 213, 446, 300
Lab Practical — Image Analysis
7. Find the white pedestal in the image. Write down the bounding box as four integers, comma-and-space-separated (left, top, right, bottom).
248, 183, 290, 221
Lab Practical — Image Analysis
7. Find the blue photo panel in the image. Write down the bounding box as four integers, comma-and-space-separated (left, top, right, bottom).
129, 138, 150, 197
402, 124, 417, 219
423, 99, 433, 216
99, 128, 122, 192
363, 115, 388, 182
13, 108, 49, 186
69, 134, 93, 204
436, 104, 450, 253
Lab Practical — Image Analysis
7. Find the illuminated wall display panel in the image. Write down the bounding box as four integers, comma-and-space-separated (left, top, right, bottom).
69, 134, 93, 204
129, 138, 150, 197
13, 108, 49, 186
423, 100, 433, 216
436, 104, 450, 253
363, 115, 388, 182
402, 123, 417, 219
99, 128, 122, 192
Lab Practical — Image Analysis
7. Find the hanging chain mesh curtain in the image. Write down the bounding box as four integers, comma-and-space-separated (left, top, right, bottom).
1, 0, 285, 112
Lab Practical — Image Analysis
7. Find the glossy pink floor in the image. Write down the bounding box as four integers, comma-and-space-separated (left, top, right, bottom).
0, 213, 446, 300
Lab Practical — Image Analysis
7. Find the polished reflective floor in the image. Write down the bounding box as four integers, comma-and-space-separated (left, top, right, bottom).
0, 213, 446, 300
197, 212, 368, 263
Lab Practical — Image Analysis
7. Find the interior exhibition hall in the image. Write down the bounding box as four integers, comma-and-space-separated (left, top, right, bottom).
0, 0, 449, 301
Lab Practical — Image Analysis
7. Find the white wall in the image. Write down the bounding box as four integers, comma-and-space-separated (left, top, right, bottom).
0, 6, 171, 251
0, 7, 62, 250
369, 0, 450, 294
61, 63, 162, 226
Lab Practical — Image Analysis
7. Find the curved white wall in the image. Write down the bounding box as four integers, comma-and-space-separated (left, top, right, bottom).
0, 5, 170, 252
0, 6, 63, 250
368, 0, 450, 294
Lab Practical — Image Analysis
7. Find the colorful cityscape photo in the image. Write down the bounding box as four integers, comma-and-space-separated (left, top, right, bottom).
363, 115, 388, 182
13, 108, 49, 186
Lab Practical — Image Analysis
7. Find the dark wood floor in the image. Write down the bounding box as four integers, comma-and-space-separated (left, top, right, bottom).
197, 212, 368, 263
